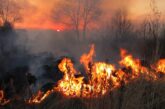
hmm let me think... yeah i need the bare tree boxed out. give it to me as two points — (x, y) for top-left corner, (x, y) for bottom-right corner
(0, 0), (22, 28)
(141, 0), (161, 62)
(53, 0), (101, 40)
(0, 0), (23, 77)
(81, 0), (101, 39)
(150, 0), (161, 61)
(111, 8), (132, 40)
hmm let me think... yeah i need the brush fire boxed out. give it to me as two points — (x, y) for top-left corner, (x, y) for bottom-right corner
(0, 44), (165, 106)
(0, 90), (10, 106)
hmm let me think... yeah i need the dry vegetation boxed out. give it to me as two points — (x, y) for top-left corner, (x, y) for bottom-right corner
(0, 0), (165, 109)
(1, 76), (165, 109)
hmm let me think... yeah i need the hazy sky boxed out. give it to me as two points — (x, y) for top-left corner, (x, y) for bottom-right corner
(15, 0), (165, 30)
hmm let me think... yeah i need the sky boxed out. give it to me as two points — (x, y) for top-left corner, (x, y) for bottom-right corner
(15, 0), (165, 30)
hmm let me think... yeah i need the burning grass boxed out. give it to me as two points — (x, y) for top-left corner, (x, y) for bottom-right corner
(0, 90), (10, 106)
(26, 44), (165, 104)
(1, 44), (165, 109)
(1, 78), (165, 109)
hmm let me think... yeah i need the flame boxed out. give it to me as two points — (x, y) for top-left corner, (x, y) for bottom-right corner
(58, 58), (77, 81)
(120, 49), (141, 73)
(57, 58), (84, 97)
(155, 59), (165, 74)
(89, 62), (115, 95)
(28, 90), (53, 104)
(56, 60), (116, 97)
(119, 49), (149, 77)
(56, 46), (115, 97)
(25, 45), (165, 104)
(0, 90), (10, 106)
(80, 44), (95, 73)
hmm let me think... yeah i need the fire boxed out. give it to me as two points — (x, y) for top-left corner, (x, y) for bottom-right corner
(56, 46), (116, 97)
(58, 58), (77, 81)
(56, 60), (116, 97)
(119, 49), (149, 77)
(57, 58), (84, 97)
(89, 62), (115, 95)
(80, 44), (95, 73)
(0, 90), (10, 106)
(120, 49), (141, 74)
(28, 90), (53, 104)
(26, 45), (165, 104)
(155, 59), (165, 74)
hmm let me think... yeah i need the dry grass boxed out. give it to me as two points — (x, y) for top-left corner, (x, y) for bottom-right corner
(1, 76), (165, 109)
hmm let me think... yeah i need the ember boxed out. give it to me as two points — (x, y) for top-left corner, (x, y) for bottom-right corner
(0, 90), (10, 106)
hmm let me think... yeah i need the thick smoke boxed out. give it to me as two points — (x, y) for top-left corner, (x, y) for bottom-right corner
(1, 0), (165, 96)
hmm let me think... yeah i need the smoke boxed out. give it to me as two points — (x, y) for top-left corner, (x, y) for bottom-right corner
(1, 0), (164, 94)
(7, 25), (150, 94)
(16, 28), (143, 66)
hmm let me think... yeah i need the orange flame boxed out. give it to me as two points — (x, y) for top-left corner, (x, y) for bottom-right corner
(28, 90), (53, 104)
(120, 49), (141, 73)
(58, 58), (77, 81)
(56, 46), (115, 97)
(119, 49), (150, 77)
(80, 44), (95, 73)
(155, 59), (165, 74)
(57, 58), (84, 97)
(0, 90), (10, 106)
(27, 45), (165, 104)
